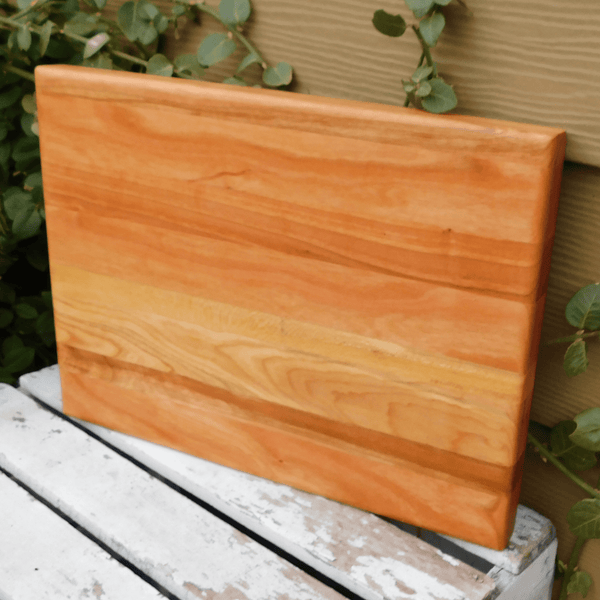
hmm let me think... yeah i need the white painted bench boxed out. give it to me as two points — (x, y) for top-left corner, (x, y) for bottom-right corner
(0, 365), (556, 600)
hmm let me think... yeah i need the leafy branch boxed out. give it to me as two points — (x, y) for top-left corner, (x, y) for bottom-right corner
(372, 0), (462, 114)
(527, 283), (600, 598)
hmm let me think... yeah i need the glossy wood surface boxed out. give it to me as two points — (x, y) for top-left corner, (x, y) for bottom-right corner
(35, 64), (566, 549)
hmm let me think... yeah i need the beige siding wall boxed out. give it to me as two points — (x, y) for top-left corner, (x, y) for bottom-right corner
(102, 0), (600, 593)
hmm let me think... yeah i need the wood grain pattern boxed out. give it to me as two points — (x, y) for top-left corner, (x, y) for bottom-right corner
(35, 64), (565, 549)
(147, 0), (600, 167)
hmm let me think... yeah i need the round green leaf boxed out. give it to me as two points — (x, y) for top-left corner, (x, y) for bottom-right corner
(11, 136), (40, 163)
(38, 21), (54, 57)
(21, 94), (36, 114)
(12, 205), (42, 240)
(415, 80), (432, 97)
(172, 4), (186, 17)
(197, 33), (237, 67)
(219, 0), (251, 26)
(41, 291), (53, 310)
(237, 51), (261, 74)
(24, 171), (42, 189)
(174, 54), (204, 77)
(17, 25), (32, 52)
(0, 87), (22, 110)
(15, 303), (38, 319)
(154, 13), (169, 34)
(4, 191), (33, 220)
(35, 310), (55, 345)
(566, 283), (600, 330)
(411, 64), (433, 82)
(419, 11), (445, 47)
(2, 335), (23, 357)
(262, 61), (293, 87)
(404, 0), (436, 18)
(403, 81), (416, 93)
(372, 9), (406, 37)
(567, 570), (593, 598)
(64, 13), (100, 36)
(117, 1), (137, 41)
(570, 407), (600, 451)
(21, 113), (37, 137)
(84, 32), (110, 59)
(137, 22), (158, 45)
(0, 308), (13, 328)
(146, 54), (173, 77)
(3, 346), (35, 373)
(551, 420), (597, 471)
(564, 339), (588, 377)
(223, 76), (247, 86)
(568, 499), (600, 539)
(420, 77), (457, 113)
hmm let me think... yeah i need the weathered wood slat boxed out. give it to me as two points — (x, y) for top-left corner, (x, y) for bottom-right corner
(36, 64), (565, 548)
(18, 366), (499, 600)
(20, 365), (560, 600)
(0, 470), (167, 600)
(0, 383), (346, 600)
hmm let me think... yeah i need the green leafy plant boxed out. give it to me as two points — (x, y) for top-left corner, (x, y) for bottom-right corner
(0, 0), (293, 384)
(372, 0), (469, 113)
(528, 283), (600, 598)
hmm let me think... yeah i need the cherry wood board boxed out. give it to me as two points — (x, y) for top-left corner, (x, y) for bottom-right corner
(35, 64), (566, 549)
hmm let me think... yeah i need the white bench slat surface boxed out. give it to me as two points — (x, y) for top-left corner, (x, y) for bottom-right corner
(18, 366), (497, 600)
(17, 366), (558, 600)
(0, 471), (165, 600)
(0, 383), (344, 600)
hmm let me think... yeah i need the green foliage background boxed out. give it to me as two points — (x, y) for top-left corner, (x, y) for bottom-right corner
(0, 0), (295, 384)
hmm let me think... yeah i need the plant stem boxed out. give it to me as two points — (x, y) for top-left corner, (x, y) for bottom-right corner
(547, 331), (600, 345)
(109, 48), (148, 67)
(528, 433), (600, 500)
(412, 25), (434, 68)
(181, 1), (267, 64)
(2, 63), (35, 81)
(558, 536), (586, 600)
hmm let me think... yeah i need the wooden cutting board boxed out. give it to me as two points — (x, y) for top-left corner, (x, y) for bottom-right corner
(35, 64), (566, 549)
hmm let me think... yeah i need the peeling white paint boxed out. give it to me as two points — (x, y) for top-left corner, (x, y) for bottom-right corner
(348, 536), (367, 548)
(437, 550), (462, 567)
(351, 556), (466, 600)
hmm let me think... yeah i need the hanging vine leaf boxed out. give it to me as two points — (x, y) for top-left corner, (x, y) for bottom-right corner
(237, 51), (261, 73)
(38, 20), (54, 57)
(420, 77), (456, 113)
(566, 283), (600, 330)
(197, 33), (236, 67)
(419, 11), (445, 47)
(372, 10), (406, 37)
(17, 25), (32, 51)
(404, 0), (436, 18)
(551, 420), (598, 471)
(564, 339), (588, 377)
(219, 0), (251, 27)
(84, 32), (110, 59)
(570, 407), (600, 452)
(262, 61), (292, 86)
(567, 571), (593, 598)
(146, 54), (173, 77)
(567, 499), (600, 539)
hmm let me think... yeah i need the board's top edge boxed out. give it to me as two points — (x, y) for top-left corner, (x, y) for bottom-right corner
(34, 64), (566, 144)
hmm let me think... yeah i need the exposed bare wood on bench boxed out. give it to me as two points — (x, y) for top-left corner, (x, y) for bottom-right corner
(0, 384), (345, 600)
(0, 469), (166, 600)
